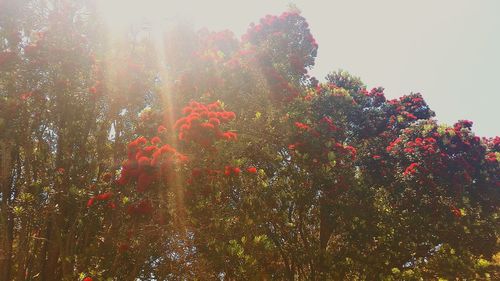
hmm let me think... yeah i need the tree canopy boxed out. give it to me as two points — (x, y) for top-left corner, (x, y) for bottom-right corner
(0, 1), (498, 280)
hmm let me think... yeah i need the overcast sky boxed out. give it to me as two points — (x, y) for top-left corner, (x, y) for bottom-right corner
(104, 0), (500, 137)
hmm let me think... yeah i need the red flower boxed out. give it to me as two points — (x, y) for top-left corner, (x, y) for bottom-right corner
(20, 92), (33, 100)
(344, 146), (357, 158)
(182, 106), (193, 114)
(486, 152), (497, 163)
(86, 197), (95, 208)
(83, 277), (93, 281)
(403, 148), (414, 154)
(138, 156), (151, 168)
(89, 86), (97, 95)
(224, 166), (232, 176)
(151, 136), (161, 144)
(233, 167), (241, 175)
(107, 202), (116, 209)
(247, 167), (257, 174)
(144, 145), (157, 154)
(222, 132), (237, 141)
(175, 153), (189, 163)
(200, 122), (215, 129)
(208, 118), (220, 126)
(451, 206), (462, 218)
(294, 122), (310, 130)
(403, 163), (420, 176)
(160, 144), (175, 153)
(97, 192), (113, 200)
(117, 169), (131, 185)
(137, 136), (147, 145)
(191, 168), (202, 178)
(137, 172), (154, 192)
(405, 113), (417, 120)
(157, 125), (167, 133)
(372, 155), (381, 160)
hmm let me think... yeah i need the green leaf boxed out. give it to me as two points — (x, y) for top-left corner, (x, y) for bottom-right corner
(328, 151), (336, 161)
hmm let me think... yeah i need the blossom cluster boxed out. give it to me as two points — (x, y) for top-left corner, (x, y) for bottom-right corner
(117, 135), (188, 193)
(174, 101), (237, 147)
(386, 120), (486, 189)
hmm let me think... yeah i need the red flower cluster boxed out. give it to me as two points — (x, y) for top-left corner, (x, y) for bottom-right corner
(174, 101), (237, 146)
(332, 142), (357, 160)
(402, 137), (438, 156)
(386, 137), (402, 153)
(454, 120), (473, 131)
(319, 116), (338, 132)
(188, 166), (257, 182)
(403, 162), (420, 176)
(360, 87), (386, 106)
(386, 120), (489, 190)
(485, 152), (498, 163)
(385, 93), (435, 130)
(242, 12), (317, 101)
(294, 122), (310, 130)
(86, 192), (113, 208)
(117, 136), (187, 192)
(293, 120), (320, 138)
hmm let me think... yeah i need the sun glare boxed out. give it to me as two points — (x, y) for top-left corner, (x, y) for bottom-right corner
(98, 0), (176, 32)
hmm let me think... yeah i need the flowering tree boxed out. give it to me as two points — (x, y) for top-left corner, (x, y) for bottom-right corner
(1, 1), (498, 280)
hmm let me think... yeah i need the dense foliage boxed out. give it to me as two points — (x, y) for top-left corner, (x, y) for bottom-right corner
(0, 1), (498, 280)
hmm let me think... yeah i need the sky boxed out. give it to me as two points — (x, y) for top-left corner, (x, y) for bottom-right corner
(102, 0), (500, 137)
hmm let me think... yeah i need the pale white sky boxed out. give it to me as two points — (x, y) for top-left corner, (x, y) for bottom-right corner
(102, 0), (500, 137)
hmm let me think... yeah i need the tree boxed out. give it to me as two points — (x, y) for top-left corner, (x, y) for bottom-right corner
(1, 1), (498, 280)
